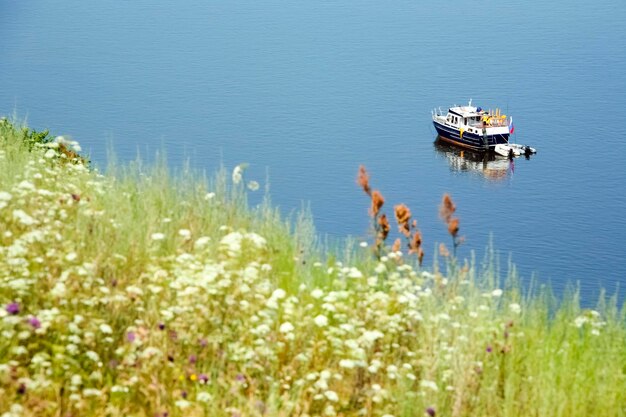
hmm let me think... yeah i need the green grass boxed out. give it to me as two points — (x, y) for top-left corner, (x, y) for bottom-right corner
(1, 117), (625, 417)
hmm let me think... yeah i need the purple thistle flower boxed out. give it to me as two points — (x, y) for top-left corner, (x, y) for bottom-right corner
(199, 373), (209, 383)
(181, 390), (188, 399)
(17, 383), (26, 395)
(189, 354), (197, 364)
(6, 302), (20, 315)
(158, 323), (165, 330)
(486, 345), (493, 353)
(127, 331), (136, 343)
(199, 338), (208, 348)
(28, 316), (41, 329)
(426, 406), (436, 417)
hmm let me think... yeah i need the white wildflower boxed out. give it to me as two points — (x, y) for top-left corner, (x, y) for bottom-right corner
(194, 236), (211, 249)
(324, 390), (339, 402)
(175, 400), (192, 409)
(359, 241), (368, 248)
(111, 385), (129, 393)
(420, 379), (439, 392)
(18, 180), (35, 191)
(314, 314), (329, 327)
(83, 388), (102, 397)
(279, 322), (294, 333)
(12, 209), (36, 226)
(232, 164), (246, 184)
(44, 149), (57, 159)
(347, 267), (363, 279)
(362, 330), (384, 344)
(509, 303), (522, 314)
(71, 375), (82, 386)
(197, 391), (213, 402)
(178, 229), (191, 240)
(204, 192), (216, 200)
(85, 351), (100, 362)
(272, 288), (287, 300)
(65, 252), (78, 262)
(339, 359), (355, 369)
(247, 180), (260, 191)
(311, 288), (324, 299)
(491, 288), (503, 297)
(151, 232), (165, 241)
(99, 324), (113, 334)
(574, 316), (588, 328)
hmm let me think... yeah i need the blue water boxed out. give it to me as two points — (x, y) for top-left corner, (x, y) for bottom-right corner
(2, 0), (626, 303)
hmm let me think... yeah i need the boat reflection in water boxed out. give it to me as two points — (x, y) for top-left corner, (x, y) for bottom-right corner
(434, 137), (513, 181)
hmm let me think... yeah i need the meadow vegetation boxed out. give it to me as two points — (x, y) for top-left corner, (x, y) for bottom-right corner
(1, 117), (625, 417)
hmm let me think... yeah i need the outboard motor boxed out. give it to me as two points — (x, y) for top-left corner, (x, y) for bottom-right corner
(524, 146), (532, 158)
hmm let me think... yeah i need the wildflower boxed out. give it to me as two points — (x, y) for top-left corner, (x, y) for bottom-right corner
(394, 204), (411, 236)
(13, 209), (36, 226)
(199, 373), (209, 383)
(357, 165), (371, 196)
(247, 180), (260, 191)
(447, 217), (460, 237)
(99, 323), (113, 334)
(127, 332), (136, 343)
(420, 380), (439, 392)
(426, 407), (436, 417)
(378, 214), (390, 241)
(151, 233), (165, 241)
(6, 302), (20, 315)
(178, 229), (191, 240)
(197, 391), (212, 402)
(314, 314), (329, 327)
(491, 289), (503, 297)
(439, 194), (456, 222)
(232, 164), (247, 184)
(324, 390), (339, 402)
(359, 241), (368, 248)
(204, 192), (216, 200)
(409, 230), (422, 254)
(279, 322), (295, 333)
(486, 346), (493, 353)
(371, 190), (385, 216)
(28, 316), (41, 329)
(439, 194), (463, 254)
(509, 303), (522, 314)
(272, 288), (287, 300)
(339, 359), (356, 369)
(311, 289), (324, 299)
(439, 243), (450, 257)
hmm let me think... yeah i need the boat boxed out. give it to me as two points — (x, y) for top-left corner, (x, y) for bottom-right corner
(432, 100), (514, 152)
(493, 143), (537, 158)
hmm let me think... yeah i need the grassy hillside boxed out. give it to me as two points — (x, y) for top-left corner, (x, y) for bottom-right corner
(1, 117), (625, 417)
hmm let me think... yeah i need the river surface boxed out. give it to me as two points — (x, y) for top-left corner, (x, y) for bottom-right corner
(2, 0), (625, 303)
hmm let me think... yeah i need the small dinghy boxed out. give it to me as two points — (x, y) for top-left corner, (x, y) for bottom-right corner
(494, 143), (537, 158)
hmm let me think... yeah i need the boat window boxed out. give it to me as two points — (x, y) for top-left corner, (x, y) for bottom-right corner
(464, 118), (467, 125)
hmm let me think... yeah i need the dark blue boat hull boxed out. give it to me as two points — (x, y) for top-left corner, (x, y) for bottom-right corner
(433, 120), (509, 151)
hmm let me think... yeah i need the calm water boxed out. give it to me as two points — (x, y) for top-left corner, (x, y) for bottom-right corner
(2, 0), (626, 302)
